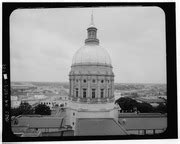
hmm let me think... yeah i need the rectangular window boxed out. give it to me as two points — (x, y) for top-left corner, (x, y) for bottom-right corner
(83, 89), (86, 98)
(76, 88), (78, 97)
(92, 89), (95, 98)
(101, 89), (104, 98)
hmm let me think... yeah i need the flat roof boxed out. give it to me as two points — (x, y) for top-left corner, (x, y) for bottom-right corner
(76, 118), (127, 136)
(119, 117), (167, 130)
(135, 97), (165, 103)
(17, 116), (65, 128)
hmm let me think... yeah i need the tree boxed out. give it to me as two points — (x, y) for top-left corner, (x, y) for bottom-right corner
(155, 102), (167, 113)
(11, 102), (33, 116)
(19, 102), (33, 114)
(34, 104), (51, 115)
(115, 97), (137, 112)
(136, 102), (154, 113)
(11, 107), (21, 116)
(115, 97), (154, 113)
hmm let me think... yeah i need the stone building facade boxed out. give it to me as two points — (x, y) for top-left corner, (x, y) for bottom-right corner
(67, 13), (119, 130)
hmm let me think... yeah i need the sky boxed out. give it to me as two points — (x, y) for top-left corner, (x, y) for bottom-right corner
(10, 7), (166, 83)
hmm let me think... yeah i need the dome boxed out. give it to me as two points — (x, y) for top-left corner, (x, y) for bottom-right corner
(72, 45), (112, 66)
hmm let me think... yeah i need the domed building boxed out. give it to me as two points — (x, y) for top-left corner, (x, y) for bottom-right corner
(67, 13), (122, 135)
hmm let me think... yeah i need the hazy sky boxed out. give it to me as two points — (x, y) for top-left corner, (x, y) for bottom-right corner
(10, 7), (166, 83)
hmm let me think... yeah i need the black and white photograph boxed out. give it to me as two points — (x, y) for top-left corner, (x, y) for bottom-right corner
(2, 2), (177, 141)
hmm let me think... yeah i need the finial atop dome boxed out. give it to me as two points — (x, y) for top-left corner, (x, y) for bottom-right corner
(90, 10), (94, 26)
(85, 11), (99, 45)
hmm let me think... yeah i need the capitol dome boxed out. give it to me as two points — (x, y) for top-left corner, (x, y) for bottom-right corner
(68, 12), (117, 132)
(72, 45), (112, 66)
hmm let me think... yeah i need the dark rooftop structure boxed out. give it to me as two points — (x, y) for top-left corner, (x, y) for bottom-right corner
(118, 113), (167, 135)
(14, 115), (65, 128)
(75, 118), (127, 136)
(12, 115), (74, 137)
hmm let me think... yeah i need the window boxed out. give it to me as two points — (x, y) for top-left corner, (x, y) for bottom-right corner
(101, 80), (104, 83)
(88, 32), (91, 38)
(76, 88), (78, 97)
(76, 79), (78, 82)
(83, 89), (87, 98)
(83, 79), (86, 83)
(90, 31), (94, 38)
(92, 79), (95, 83)
(101, 89), (104, 98)
(73, 112), (75, 116)
(107, 80), (109, 83)
(108, 88), (110, 97)
(92, 89), (96, 98)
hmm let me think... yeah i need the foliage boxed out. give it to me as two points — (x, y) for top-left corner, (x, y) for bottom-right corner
(115, 97), (138, 112)
(136, 102), (154, 113)
(11, 107), (21, 116)
(11, 102), (33, 116)
(115, 97), (167, 113)
(34, 103), (51, 115)
(155, 102), (167, 113)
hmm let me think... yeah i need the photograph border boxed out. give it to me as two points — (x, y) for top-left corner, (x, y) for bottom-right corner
(2, 2), (177, 142)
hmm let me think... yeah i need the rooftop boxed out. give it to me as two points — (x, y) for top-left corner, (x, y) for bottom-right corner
(135, 97), (165, 103)
(15, 116), (65, 128)
(75, 118), (127, 136)
(119, 117), (167, 130)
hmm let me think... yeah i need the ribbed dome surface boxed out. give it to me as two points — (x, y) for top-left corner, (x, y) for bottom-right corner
(72, 45), (112, 66)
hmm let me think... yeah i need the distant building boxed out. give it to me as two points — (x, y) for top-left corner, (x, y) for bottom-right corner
(11, 96), (21, 108)
(39, 95), (69, 109)
(134, 96), (166, 107)
(11, 83), (37, 91)
(114, 90), (123, 100)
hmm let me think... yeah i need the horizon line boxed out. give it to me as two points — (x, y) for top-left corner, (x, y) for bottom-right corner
(11, 80), (167, 85)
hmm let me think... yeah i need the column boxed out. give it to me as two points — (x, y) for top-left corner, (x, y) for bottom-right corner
(112, 77), (114, 98)
(69, 78), (71, 97)
(73, 76), (75, 97)
(97, 76), (100, 98)
(71, 77), (73, 97)
(105, 77), (108, 98)
(79, 76), (82, 98)
(87, 76), (91, 98)
(78, 78), (80, 98)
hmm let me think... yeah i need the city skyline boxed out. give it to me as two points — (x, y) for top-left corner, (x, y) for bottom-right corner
(10, 7), (166, 83)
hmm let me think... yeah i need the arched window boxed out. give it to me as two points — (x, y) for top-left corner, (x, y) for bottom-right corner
(92, 79), (96, 83)
(83, 79), (86, 83)
(101, 80), (104, 83)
